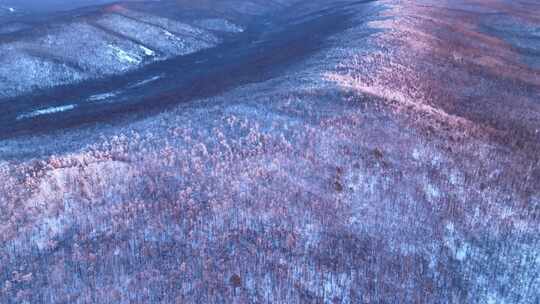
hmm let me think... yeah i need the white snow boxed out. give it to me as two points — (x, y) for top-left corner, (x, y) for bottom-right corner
(455, 243), (469, 261)
(139, 45), (156, 56)
(109, 44), (141, 65)
(87, 92), (118, 102)
(195, 18), (245, 33)
(128, 75), (162, 88)
(163, 30), (176, 39)
(1, 6), (16, 13)
(424, 183), (441, 199)
(17, 104), (76, 120)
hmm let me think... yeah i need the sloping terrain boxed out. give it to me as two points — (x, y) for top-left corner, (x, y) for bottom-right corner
(0, 2), (228, 100)
(0, 0), (539, 303)
(0, 0), (293, 101)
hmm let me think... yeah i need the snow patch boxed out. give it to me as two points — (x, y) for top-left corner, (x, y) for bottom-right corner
(455, 243), (469, 261)
(108, 44), (141, 65)
(139, 45), (155, 56)
(444, 222), (470, 261)
(17, 104), (76, 120)
(128, 75), (162, 88)
(32, 216), (69, 251)
(412, 148), (423, 160)
(195, 18), (244, 33)
(1, 6), (17, 13)
(87, 92), (118, 102)
(424, 183), (441, 200)
(486, 293), (507, 304)
(163, 30), (177, 39)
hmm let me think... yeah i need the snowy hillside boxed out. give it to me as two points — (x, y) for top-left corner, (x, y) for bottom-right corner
(0, 0), (539, 303)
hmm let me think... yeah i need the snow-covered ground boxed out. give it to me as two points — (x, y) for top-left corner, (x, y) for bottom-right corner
(0, 0), (539, 303)
(16, 104), (77, 121)
(0, 4), (225, 100)
(194, 18), (245, 33)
